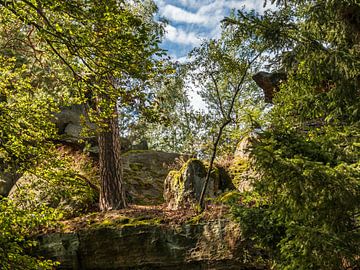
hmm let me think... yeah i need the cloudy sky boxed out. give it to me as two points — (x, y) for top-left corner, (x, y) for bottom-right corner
(154, 0), (269, 62)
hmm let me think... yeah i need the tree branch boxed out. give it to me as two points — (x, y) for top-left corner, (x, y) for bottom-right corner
(199, 51), (263, 210)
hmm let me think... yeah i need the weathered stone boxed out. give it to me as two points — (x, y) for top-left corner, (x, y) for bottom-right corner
(63, 123), (83, 141)
(54, 104), (97, 145)
(231, 135), (259, 192)
(252, 71), (287, 103)
(122, 150), (189, 205)
(164, 159), (221, 210)
(0, 169), (21, 197)
(35, 220), (264, 270)
(131, 140), (149, 151)
(54, 104), (84, 134)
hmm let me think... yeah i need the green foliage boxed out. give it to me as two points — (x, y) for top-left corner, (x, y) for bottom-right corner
(11, 146), (99, 218)
(0, 56), (58, 173)
(0, 198), (59, 269)
(225, 1), (360, 269)
(187, 30), (266, 158)
(123, 65), (203, 154)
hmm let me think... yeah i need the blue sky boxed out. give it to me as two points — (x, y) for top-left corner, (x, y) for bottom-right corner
(154, 0), (269, 62)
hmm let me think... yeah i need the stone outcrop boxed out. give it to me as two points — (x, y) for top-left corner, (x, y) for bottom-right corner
(54, 104), (148, 153)
(252, 71), (287, 103)
(123, 150), (190, 205)
(230, 135), (259, 192)
(35, 219), (264, 270)
(54, 104), (96, 144)
(0, 169), (21, 197)
(164, 159), (233, 210)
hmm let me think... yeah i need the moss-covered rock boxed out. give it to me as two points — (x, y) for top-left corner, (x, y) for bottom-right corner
(35, 219), (265, 270)
(9, 146), (99, 218)
(230, 135), (259, 192)
(122, 150), (189, 205)
(164, 159), (229, 210)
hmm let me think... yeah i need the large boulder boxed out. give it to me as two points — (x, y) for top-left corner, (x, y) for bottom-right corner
(122, 150), (189, 205)
(164, 159), (232, 210)
(54, 104), (96, 145)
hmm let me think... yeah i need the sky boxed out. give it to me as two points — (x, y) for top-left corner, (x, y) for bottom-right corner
(154, 0), (269, 62)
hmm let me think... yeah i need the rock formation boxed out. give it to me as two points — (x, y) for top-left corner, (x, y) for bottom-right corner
(230, 135), (259, 192)
(252, 71), (287, 102)
(122, 150), (189, 205)
(35, 219), (264, 270)
(164, 159), (233, 210)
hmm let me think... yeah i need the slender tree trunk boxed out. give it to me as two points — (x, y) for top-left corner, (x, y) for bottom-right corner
(98, 108), (127, 211)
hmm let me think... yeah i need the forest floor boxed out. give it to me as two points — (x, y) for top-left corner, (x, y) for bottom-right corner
(48, 203), (231, 233)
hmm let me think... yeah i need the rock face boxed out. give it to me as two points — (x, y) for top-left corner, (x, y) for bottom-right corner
(0, 169), (21, 197)
(54, 104), (96, 144)
(252, 71), (287, 103)
(230, 135), (261, 192)
(54, 105), (148, 154)
(164, 159), (231, 210)
(122, 150), (189, 205)
(35, 220), (264, 270)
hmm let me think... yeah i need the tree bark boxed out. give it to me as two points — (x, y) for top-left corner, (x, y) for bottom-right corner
(98, 109), (127, 211)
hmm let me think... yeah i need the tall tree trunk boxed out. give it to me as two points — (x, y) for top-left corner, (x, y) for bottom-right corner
(98, 109), (127, 211)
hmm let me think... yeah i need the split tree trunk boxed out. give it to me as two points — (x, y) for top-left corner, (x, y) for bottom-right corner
(98, 110), (127, 211)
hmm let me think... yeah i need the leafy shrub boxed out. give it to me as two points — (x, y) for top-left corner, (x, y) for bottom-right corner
(0, 198), (59, 269)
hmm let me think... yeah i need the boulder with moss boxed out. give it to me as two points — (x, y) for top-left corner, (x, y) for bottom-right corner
(9, 146), (99, 218)
(122, 150), (189, 205)
(34, 215), (265, 270)
(164, 159), (233, 210)
(230, 135), (259, 192)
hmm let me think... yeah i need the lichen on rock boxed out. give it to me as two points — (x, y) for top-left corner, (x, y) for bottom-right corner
(164, 159), (229, 210)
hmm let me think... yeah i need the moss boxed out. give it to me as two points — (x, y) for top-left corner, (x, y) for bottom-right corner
(186, 212), (204, 224)
(229, 157), (250, 187)
(168, 170), (182, 186)
(90, 215), (163, 230)
(217, 191), (242, 204)
(129, 163), (143, 171)
(121, 217), (163, 227)
(97, 218), (115, 228)
(122, 150), (152, 156)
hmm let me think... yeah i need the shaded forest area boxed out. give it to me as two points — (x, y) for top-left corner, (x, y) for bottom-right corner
(0, 0), (359, 269)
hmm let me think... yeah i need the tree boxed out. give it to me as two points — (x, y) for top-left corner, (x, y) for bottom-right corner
(0, 0), (166, 210)
(135, 64), (205, 154)
(225, 1), (360, 268)
(0, 7), (77, 197)
(187, 33), (264, 208)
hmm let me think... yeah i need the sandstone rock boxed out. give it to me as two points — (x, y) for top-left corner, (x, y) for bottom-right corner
(35, 220), (264, 270)
(122, 150), (189, 205)
(54, 104), (84, 134)
(230, 135), (259, 192)
(164, 159), (223, 210)
(0, 169), (21, 197)
(131, 140), (148, 151)
(54, 104), (96, 145)
(252, 71), (287, 102)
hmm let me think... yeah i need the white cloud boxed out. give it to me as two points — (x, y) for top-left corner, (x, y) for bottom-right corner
(156, 0), (273, 26)
(164, 25), (202, 46)
(162, 4), (210, 24)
